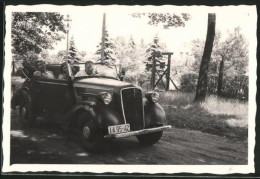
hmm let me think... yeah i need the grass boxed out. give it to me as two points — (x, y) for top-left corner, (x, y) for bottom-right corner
(201, 96), (248, 128)
(160, 91), (248, 141)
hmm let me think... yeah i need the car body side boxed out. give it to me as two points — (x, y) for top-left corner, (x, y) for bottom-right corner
(11, 75), (167, 135)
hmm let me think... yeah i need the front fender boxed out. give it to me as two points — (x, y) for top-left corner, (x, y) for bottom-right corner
(95, 105), (124, 129)
(64, 104), (124, 132)
(144, 98), (167, 128)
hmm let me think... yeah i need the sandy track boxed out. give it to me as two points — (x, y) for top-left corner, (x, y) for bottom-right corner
(10, 109), (247, 165)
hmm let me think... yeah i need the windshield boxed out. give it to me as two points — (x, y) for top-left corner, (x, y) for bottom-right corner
(73, 63), (118, 79)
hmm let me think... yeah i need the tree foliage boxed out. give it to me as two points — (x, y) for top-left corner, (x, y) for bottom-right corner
(183, 26), (248, 99)
(12, 12), (66, 56)
(131, 13), (191, 29)
(214, 27), (248, 75)
(114, 35), (168, 89)
(96, 30), (117, 65)
(145, 35), (167, 70)
(190, 27), (248, 77)
(68, 36), (82, 63)
(190, 33), (221, 75)
(114, 36), (147, 86)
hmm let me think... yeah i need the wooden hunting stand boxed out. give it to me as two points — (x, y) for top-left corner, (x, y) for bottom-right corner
(149, 51), (178, 91)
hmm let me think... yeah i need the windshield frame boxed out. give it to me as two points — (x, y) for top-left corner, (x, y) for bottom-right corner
(72, 62), (120, 80)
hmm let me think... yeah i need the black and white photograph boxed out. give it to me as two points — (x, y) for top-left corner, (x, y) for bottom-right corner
(2, 4), (257, 174)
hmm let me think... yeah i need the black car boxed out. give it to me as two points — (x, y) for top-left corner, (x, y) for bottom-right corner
(11, 62), (172, 152)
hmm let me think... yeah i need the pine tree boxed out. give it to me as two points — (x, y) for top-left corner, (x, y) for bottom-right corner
(68, 36), (81, 63)
(96, 30), (117, 65)
(144, 35), (168, 89)
(145, 35), (165, 70)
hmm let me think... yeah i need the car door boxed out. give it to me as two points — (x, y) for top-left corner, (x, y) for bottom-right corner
(38, 78), (75, 112)
(30, 77), (75, 119)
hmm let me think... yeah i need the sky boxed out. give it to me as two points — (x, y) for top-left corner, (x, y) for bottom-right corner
(48, 5), (255, 57)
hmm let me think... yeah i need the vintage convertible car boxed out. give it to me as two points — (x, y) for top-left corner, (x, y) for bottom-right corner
(11, 62), (172, 152)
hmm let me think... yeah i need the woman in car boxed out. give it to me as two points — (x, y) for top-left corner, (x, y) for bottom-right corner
(58, 62), (69, 80)
(34, 60), (55, 79)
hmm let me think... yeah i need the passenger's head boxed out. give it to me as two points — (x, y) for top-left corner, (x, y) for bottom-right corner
(60, 62), (68, 74)
(35, 60), (46, 72)
(84, 61), (94, 75)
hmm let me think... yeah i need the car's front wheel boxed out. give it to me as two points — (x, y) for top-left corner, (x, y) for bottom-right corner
(77, 112), (104, 152)
(136, 130), (163, 146)
(19, 99), (35, 128)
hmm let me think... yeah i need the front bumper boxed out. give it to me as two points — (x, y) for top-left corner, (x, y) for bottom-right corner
(104, 125), (172, 139)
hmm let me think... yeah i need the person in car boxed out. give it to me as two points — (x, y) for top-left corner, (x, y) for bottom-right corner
(75, 61), (95, 77)
(58, 62), (69, 80)
(33, 60), (55, 79)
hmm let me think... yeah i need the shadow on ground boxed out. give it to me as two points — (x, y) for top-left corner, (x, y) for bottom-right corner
(11, 109), (162, 164)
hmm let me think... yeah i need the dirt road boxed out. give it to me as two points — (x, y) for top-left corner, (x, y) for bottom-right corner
(10, 109), (247, 165)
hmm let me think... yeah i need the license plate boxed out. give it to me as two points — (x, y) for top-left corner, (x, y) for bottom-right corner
(108, 124), (130, 134)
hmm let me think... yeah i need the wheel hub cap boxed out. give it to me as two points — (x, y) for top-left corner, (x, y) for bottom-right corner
(21, 107), (27, 120)
(83, 125), (91, 139)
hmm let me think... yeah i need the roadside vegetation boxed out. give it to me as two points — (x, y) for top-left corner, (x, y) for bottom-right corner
(159, 91), (248, 141)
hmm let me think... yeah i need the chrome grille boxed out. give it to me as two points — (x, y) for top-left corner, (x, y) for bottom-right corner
(121, 88), (144, 131)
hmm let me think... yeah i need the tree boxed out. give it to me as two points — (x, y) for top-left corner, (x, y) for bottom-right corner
(12, 12), (66, 56)
(194, 13), (216, 102)
(40, 50), (50, 59)
(131, 13), (190, 89)
(145, 35), (168, 89)
(214, 27), (248, 96)
(190, 31), (221, 75)
(57, 50), (67, 59)
(146, 35), (166, 69)
(96, 30), (117, 65)
(68, 36), (81, 63)
(131, 13), (191, 29)
(114, 36), (147, 86)
(188, 28), (248, 98)
(79, 51), (87, 58)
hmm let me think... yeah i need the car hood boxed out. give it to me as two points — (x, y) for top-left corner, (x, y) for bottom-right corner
(73, 77), (134, 91)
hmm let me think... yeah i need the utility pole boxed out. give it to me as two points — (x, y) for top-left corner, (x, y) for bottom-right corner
(101, 13), (106, 63)
(64, 14), (72, 63)
(64, 14), (72, 76)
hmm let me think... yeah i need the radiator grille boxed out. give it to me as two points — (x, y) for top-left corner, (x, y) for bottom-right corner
(121, 88), (144, 131)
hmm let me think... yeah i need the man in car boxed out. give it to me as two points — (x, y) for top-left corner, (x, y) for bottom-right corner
(33, 60), (55, 79)
(75, 61), (95, 77)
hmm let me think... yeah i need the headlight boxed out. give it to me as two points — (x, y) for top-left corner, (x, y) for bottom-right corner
(145, 91), (160, 103)
(101, 92), (112, 105)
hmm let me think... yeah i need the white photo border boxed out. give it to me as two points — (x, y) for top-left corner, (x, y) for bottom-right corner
(2, 4), (257, 174)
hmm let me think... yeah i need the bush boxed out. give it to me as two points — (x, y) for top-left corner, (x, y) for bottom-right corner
(180, 73), (248, 100)
(179, 73), (198, 92)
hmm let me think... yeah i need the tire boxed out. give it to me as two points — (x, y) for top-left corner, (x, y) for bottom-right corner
(19, 99), (35, 128)
(77, 112), (104, 152)
(136, 131), (163, 146)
